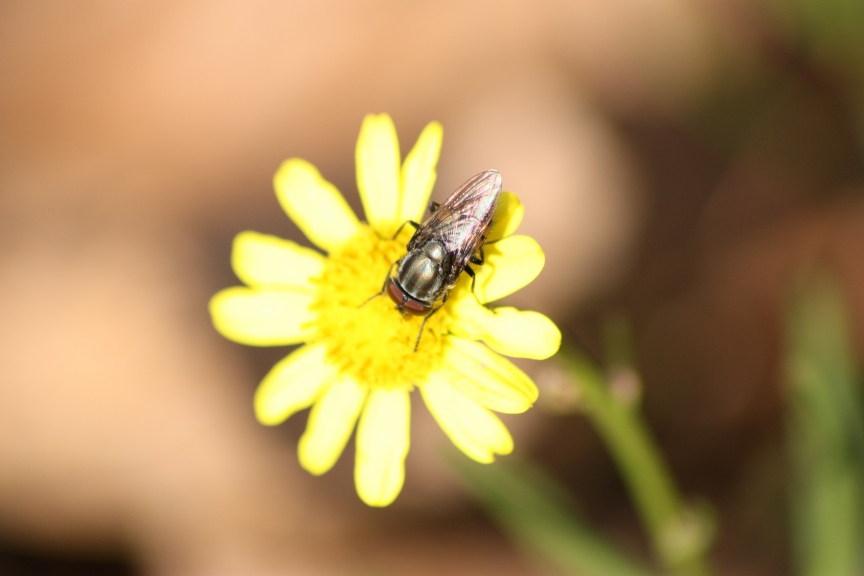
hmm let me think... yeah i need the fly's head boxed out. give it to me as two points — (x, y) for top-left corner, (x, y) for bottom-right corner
(386, 278), (431, 316)
(388, 240), (449, 316)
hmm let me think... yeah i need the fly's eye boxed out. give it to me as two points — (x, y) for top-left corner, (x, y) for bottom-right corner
(387, 278), (406, 305)
(387, 279), (431, 316)
(402, 298), (431, 316)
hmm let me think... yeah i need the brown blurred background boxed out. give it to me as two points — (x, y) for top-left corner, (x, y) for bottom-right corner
(1, 1), (863, 575)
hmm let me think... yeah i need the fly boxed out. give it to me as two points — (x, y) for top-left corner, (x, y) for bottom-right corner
(370, 169), (503, 351)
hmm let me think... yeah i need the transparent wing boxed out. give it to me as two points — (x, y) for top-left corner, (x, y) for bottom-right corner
(409, 170), (502, 286)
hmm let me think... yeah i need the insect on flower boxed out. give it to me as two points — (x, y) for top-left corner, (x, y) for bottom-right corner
(210, 114), (561, 508)
(375, 169), (503, 350)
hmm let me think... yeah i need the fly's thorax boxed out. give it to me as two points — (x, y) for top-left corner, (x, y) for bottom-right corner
(395, 240), (450, 304)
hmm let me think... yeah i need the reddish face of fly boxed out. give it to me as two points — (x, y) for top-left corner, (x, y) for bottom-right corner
(387, 279), (431, 316)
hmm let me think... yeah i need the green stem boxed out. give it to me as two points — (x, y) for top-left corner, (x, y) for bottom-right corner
(786, 271), (864, 576)
(562, 346), (714, 576)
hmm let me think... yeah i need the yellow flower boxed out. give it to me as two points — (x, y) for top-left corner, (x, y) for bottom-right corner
(209, 114), (561, 506)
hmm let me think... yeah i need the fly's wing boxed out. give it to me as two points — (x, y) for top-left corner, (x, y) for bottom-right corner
(410, 170), (502, 286)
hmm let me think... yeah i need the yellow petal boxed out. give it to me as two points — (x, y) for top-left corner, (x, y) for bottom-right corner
(487, 192), (524, 242)
(442, 337), (539, 413)
(421, 372), (514, 463)
(356, 113), (401, 236)
(298, 377), (367, 475)
(354, 388), (410, 507)
(209, 287), (315, 346)
(481, 308), (560, 359)
(399, 121), (443, 224)
(254, 344), (335, 425)
(274, 158), (360, 253)
(447, 295), (487, 341)
(472, 235), (545, 303)
(452, 304), (560, 360)
(232, 231), (324, 290)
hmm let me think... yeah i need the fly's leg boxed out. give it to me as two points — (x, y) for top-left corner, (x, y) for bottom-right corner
(471, 243), (485, 266)
(414, 294), (447, 352)
(465, 244), (486, 304)
(392, 220), (420, 240)
(463, 265), (485, 306)
(428, 200), (441, 214)
(363, 217), (418, 307)
(365, 219), (421, 307)
(360, 261), (398, 307)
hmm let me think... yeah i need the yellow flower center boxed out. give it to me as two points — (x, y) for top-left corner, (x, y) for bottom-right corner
(309, 224), (450, 390)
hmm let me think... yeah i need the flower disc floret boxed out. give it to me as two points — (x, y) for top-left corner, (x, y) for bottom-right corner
(310, 224), (448, 390)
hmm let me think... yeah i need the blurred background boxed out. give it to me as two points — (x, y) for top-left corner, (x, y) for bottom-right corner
(1, 1), (863, 575)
